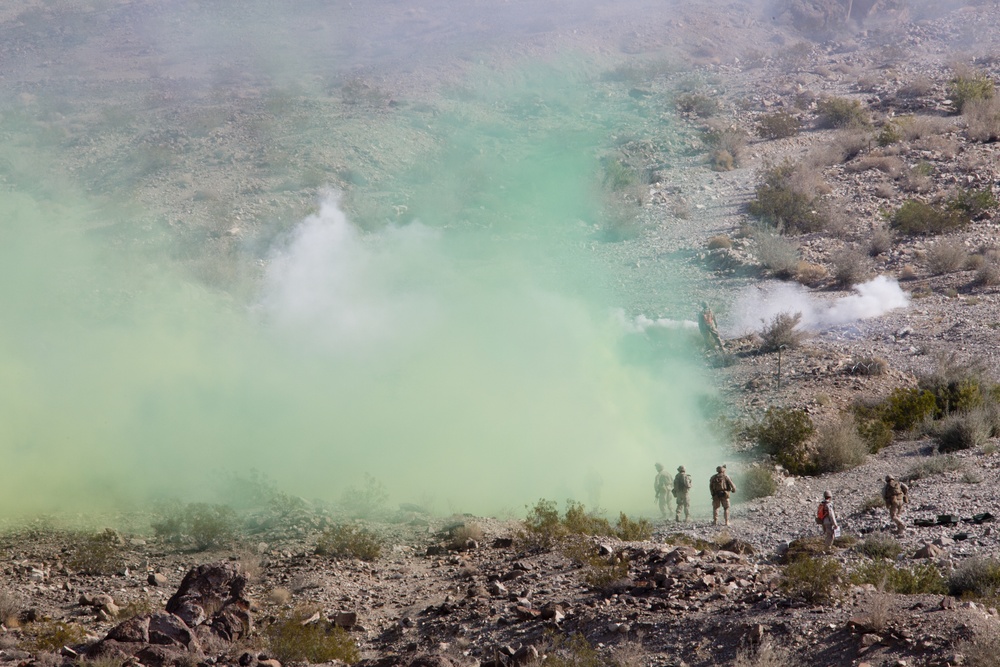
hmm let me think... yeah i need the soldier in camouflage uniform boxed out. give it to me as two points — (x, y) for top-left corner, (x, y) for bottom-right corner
(673, 465), (692, 523)
(654, 463), (673, 519)
(698, 301), (725, 352)
(882, 474), (909, 534)
(709, 465), (737, 526)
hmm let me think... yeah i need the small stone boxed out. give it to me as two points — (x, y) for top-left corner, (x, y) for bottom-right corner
(148, 573), (168, 587)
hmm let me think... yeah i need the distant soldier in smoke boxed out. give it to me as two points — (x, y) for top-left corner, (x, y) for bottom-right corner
(673, 465), (692, 522)
(817, 490), (839, 550)
(654, 463), (673, 519)
(698, 301), (725, 352)
(882, 474), (909, 534)
(709, 465), (737, 526)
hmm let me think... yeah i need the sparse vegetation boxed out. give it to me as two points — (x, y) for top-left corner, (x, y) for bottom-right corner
(934, 409), (991, 453)
(752, 228), (800, 278)
(757, 111), (801, 139)
(816, 96), (871, 129)
(964, 96), (1000, 142)
(948, 68), (995, 113)
(759, 312), (806, 352)
(706, 234), (732, 249)
(748, 406), (815, 475)
(901, 454), (964, 482)
(926, 238), (968, 275)
(890, 199), (968, 236)
(315, 524), (383, 561)
(748, 162), (826, 233)
(675, 92), (719, 117)
(831, 246), (871, 287)
(69, 529), (126, 575)
(851, 560), (947, 595)
(0, 586), (21, 627)
(781, 555), (843, 603)
(339, 474), (389, 519)
(520, 500), (650, 549)
(739, 466), (778, 500)
(265, 607), (361, 664)
(22, 620), (88, 651)
(733, 640), (797, 667)
(855, 533), (902, 560)
(813, 416), (868, 473)
(949, 557), (1000, 599)
(152, 502), (239, 550)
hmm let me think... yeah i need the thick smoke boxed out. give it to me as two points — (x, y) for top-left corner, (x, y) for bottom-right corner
(725, 276), (910, 336)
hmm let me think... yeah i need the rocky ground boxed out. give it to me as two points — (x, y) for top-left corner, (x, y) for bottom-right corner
(3, 0), (1000, 666)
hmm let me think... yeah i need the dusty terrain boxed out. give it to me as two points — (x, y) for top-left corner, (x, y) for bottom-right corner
(3, 1), (1000, 667)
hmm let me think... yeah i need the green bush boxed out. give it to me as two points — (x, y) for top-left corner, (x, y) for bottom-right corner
(316, 524), (383, 561)
(757, 111), (801, 139)
(949, 71), (995, 113)
(935, 410), (991, 453)
(816, 97), (871, 129)
(877, 387), (938, 431)
(68, 529), (126, 575)
(265, 608), (360, 664)
(603, 158), (637, 191)
(890, 199), (968, 236)
(739, 466), (778, 500)
(614, 513), (653, 541)
(876, 121), (904, 146)
(748, 163), (826, 233)
(781, 555), (843, 603)
(521, 500), (649, 549)
(851, 560), (947, 594)
(949, 557), (1000, 599)
(24, 620), (88, 651)
(948, 187), (998, 221)
(919, 355), (987, 417)
(749, 406), (815, 475)
(855, 534), (902, 560)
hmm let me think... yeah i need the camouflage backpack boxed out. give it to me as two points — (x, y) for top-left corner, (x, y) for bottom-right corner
(674, 473), (692, 494)
(710, 473), (726, 497)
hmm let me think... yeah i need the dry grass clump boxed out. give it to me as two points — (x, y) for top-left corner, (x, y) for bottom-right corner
(703, 122), (748, 169)
(848, 356), (888, 376)
(855, 534), (902, 560)
(315, 524), (383, 561)
(794, 261), (827, 286)
(816, 96), (871, 129)
(897, 76), (934, 99)
(747, 162), (827, 234)
(752, 228), (800, 278)
(925, 238), (969, 275)
(781, 555), (843, 603)
(964, 96), (1000, 142)
(901, 455), (964, 482)
(813, 416), (869, 473)
(869, 226), (894, 256)
(0, 586), (22, 627)
(847, 155), (904, 176)
(807, 129), (870, 166)
(958, 626), (1000, 667)
(948, 557), (1000, 599)
(675, 92), (719, 117)
(733, 640), (798, 667)
(973, 251), (1000, 286)
(448, 521), (484, 549)
(757, 111), (802, 139)
(760, 312), (806, 352)
(706, 234), (732, 249)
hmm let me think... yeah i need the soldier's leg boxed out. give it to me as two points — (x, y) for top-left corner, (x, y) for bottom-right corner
(723, 498), (730, 526)
(684, 498), (689, 521)
(712, 498), (720, 525)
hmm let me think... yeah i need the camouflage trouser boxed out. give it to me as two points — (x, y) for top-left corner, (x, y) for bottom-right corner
(823, 522), (836, 549)
(712, 495), (731, 525)
(657, 493), (673, 517)
(888, 500), (905, 532)
(675, 493), (690, 522)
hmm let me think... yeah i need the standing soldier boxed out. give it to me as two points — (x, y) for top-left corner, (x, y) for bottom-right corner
(653, 463), (673, 519)
(698, 301), (725, 352)
(882, 475), (909, 534)
(709, 465), (737, 526)
(817, 490), (839, 550)
(673, 465), (692, 523)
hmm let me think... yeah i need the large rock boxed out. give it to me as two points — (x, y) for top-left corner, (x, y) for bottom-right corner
(166, 562), (249, 630)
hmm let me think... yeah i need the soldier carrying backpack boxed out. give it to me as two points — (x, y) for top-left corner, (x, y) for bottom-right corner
(673, 465), (692, 523)
(709, 465), (737, 526)
(882, 475), (909, 534)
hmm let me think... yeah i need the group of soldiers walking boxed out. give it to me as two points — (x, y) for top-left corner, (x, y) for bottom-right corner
(654, 463), (737, 526)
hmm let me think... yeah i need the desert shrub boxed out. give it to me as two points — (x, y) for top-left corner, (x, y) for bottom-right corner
(851, 560), (947, 595)
(974, 254), (1000, 286)
(521, 499), (566, 548)
(757, 111), (801, 139)
(918, 353), (987, 417)
(448, 522), (484, 549)
(869, 227), (894, 256)
(781, 555), (843, 603)
(949, 187), (998, 221)
(614, 513), (653, 541)
(848, 357), (888, 377)
(747, 162), (826, 233)
(964, 95), (1000, 142)
(948, 70), (995, 113)
(603, 158), (637, 191)
(754, 230), (799, 277)
(935, 409), (990, 453)
(339, 473), (389, 518)
(265, 607), (360, 664)
(315, 524), (383, 561)
(23, 620), (88, 651)
(958, 631), (1000, 667)
(703, 123), (748, 165)
(733, 640), (797, 667)
(878, 387), (937, 431)
(855, 533), (902, 560)
(760, 312), (806, 352)
(739, 466), (778, 500)
(813, 416), (868, 473)
(563, 501), (614, 536)
(812, 130), (869, 165)
(902, 454), (964, 482)
(876, 120), (904, 146)
(710, 150), (734, 171)
(541, 631), (607, 667)
(0, 586), (21, 626)
(897, 77), (934, 99)
(817, 97), (871, 129)
(749, 406), (815, 474)
(69, 529), (126, 575)
(890, 199), (968, 236)
(926, 239), (968, 275)
(706, 234), (732, 249)
(184, 503), (238, 550)
(949, 557), (1000, 599)
(675, 92), (719, 117)
(831, 246), (872, 287)
(753, 228), (800, 278)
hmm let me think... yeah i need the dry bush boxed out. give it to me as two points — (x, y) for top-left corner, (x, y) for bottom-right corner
(739, 466), (778, 500)
(847, 155), (904, 177)
(448, 522), (484, 549)
(69, 529), (126, 575)
(760, 312), (806, 352)
(817, 96), (871, 129)
(899, 114), (951, 140)
(265, 607), (360, 664)
(748, 162), (827, 233)
(958, 625), (1000, 667)
(315, 524), (383, 561)
(703, 122), (748, 164)
(795, 261), (827, 285)
(948, 66), (995, 112)
(875, 182), (896, 199)
(897, 76), (934, 99)
(900, 167), (934, 194)
(855, 534), (902, 560)
(0, 586), (21, 626)
(813, 416), (869, 473)
(964, 95), (1000, 142)
(862, 592), (894, 633)
(675, 92), (719, 117)
(948, 557), (1000, 598)
(757, 111), (802, 139)
(847, 356), (888, 376)
(267, 588), (292, 605)
(935, 409), (991, 453)
(869, 227), (894, 256)
(733, 640), (798, 667)
(753, 228), (800, 278)
(707, 235), (732, 249)
(926, 239), (968, 275)
(974, 253), (1000, 286)
(831, 246), (872, 287)
(711, 150), (735, 171)
(899, 264), (918, 280)
(781, 555), (844, 603)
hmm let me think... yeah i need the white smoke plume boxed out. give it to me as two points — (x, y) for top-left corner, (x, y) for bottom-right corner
(725, 275), (910, 336)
